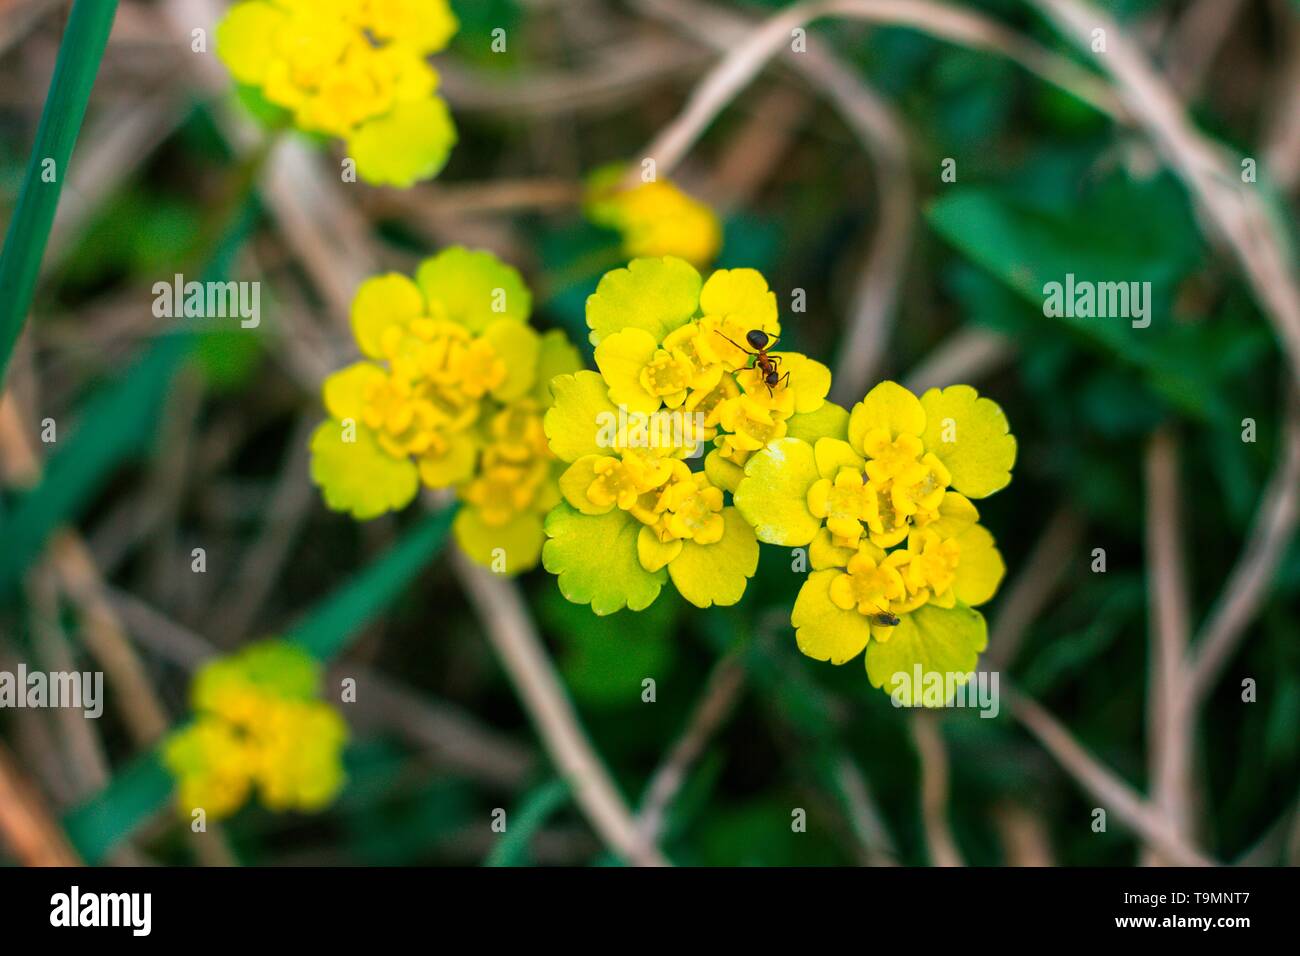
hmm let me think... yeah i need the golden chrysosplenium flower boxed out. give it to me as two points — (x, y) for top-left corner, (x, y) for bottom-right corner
(216, 0), (459, 186)
(542, 256), (832, 613)
(162, 641), (347, 818)
(734, 381), (1017, 703)
(585, 164), (722, 269)
(310, 247), (581, 574)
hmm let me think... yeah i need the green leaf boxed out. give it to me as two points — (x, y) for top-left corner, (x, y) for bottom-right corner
(484, 779), (570, 866)
(0, 0), (119, 387)
(542, 589), (678, 707)
(925, 179), (1244, 423)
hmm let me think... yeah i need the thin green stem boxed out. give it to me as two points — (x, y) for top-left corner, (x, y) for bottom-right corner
(0, 0), (119, 389)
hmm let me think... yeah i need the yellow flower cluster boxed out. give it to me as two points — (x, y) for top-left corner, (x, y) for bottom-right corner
(735, 381), (1017, 701)
(162, 641), (347, 819)
(310, 247), (581, 574)
(585, 165), (722, 269)
(543, 257), (834, 613)
(586, 258), (834, 495)
(216, 0), (459, 186)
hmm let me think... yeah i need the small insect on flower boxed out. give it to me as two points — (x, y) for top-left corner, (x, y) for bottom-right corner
(714, 329), (790, 396)
(862, 602), (901, 628)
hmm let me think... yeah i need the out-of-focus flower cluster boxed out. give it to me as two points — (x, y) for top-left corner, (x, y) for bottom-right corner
(585, 165), (722, 269)
(310, 247), (581, 574)
(162, 641), (347, 818)
(216, 0), (459, 186)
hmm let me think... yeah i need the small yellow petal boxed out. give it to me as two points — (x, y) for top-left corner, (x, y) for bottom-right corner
(848, 380), (926, 454)
(351, 274), (426, 359)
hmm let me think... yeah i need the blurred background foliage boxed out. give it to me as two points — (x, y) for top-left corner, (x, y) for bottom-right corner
(0, 0), (1296, 866)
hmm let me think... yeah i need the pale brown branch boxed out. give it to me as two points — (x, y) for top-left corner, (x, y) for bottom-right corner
(637, 0), (1122, 181)
(636, 651), (746, 842)
(903, 328), (1015, 397)
(1142, 427), (1193, 862)
(1028, 0), (1300, 387)
(910, 712), (964, 867)
(992, 801), (1055, 867)
(1007, 687), (1215, 866)
(634, 0), (917, 403)
(1185, 389), (1300, 708)
(833, 754), (899, 866)
(450, 551), (669, 867)
(0, 740), (81, 867)
(985, 507), (1084, 670)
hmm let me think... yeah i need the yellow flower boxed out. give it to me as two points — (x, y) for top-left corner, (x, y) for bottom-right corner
(585, 164), (722, 268)
(216, 0), (458, 186)
(544, 371), (758, 613)
(734, 380), (1016, 703)
(162, 640), (347, 819)
(586, 257), (834, 495)
(310, 247), (539, 520)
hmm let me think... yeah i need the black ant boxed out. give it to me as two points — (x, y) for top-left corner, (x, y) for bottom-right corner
(714, 329), (790, 396)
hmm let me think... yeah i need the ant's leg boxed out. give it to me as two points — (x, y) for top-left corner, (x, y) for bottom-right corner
(713, 330), (757, 357)
(777, 371), (791, 390)
(767, 354), (782, 368)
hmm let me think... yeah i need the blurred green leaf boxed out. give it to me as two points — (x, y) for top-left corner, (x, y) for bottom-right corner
(484, 778), (569, 866)
(0, 0), (119, 387)
(62, 752), (172, 866)
(288, 507), (456, 660)
(925, 177), (1262, 423)
(541, 588), (677, 707)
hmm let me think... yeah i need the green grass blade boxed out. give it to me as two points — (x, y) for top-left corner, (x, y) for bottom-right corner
(287, 505), (457, 660)
(62, 752), (172, 865)
(484, 779), (570, 867)
(0, 0), (119, 387)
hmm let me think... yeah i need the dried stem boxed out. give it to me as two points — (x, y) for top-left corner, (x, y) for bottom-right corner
(1007, 687), (1214, 866)
(910, 712), (964, 866)
(1028, 0), (1300, 387)
(636, 651), (746, 842)
(985, 507), (1084, 670)
(1184, 389), (1300, 708)
(449, 551), (668, 867)
(0, 740), (81, 866)
(1142, 428), (1193, 862)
